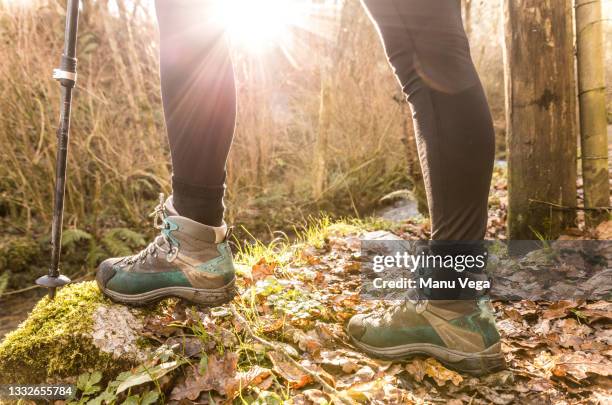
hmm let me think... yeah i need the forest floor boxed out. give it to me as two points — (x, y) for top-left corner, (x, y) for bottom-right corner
(1, 164), (611, 404)
(37, 215), (609, 405)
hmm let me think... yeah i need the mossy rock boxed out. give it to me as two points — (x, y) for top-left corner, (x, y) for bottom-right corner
(0, 282), (159, 384)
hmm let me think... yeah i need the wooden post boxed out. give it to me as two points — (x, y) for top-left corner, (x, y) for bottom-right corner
(576, 0), (610, 227)
(502, 0), (578, 239)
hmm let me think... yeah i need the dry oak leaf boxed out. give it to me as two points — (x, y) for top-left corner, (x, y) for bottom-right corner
(299, 246), (322, 265)
(580, 300), (612, 323)
(318, 350), (361, 374)
(252, 258), (277, 282)
(542, 301), (579, 320)
(405, 358), (463, 387)
(170, 353), (238, 401)
(287, 327), (323, 356)
(267, 350), (313, 389)
(169, 352), (270, 401)
(226, 366), (273, 397)
(261, 316), (285, 334)
(303, 389), (332, 405)
(336, 366), (376, 389)
(342, 376), (410, 404)
(552, 352), (612, 380)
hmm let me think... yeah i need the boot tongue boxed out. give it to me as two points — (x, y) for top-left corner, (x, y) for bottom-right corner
(164, 196), (180, 216)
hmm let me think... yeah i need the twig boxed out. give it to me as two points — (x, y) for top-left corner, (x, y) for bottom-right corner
(229, 304), (354, 405)
(528, 199), (611, 212)
(0, 284), (40, 298)
(0, 271), (90, 299)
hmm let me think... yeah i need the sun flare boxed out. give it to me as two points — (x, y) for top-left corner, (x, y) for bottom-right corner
(213, 0), (310, 53)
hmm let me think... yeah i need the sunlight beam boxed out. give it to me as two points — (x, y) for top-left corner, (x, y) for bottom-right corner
(212, 0), (310, 53)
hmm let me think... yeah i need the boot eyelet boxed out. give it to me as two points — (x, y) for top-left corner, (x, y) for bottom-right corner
(415, 300), (428, 314)
(166, 247), (178, 262)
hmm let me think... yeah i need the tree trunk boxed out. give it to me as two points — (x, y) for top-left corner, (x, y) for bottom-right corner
(502, 0), (577, 239)
(575, 0), (610, 227)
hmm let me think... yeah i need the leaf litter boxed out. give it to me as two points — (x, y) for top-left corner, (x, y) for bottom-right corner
(73, 219), (610, 403)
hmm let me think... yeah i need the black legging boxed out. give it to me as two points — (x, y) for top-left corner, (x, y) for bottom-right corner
(156, 0), (235, 227)
(155, 0), (495, 240)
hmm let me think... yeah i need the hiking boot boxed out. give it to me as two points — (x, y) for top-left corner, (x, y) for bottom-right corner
(96, 194), (236, 306)
(347, 299), (506, 375)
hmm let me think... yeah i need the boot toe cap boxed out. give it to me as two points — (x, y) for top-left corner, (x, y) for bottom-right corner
(96, 258), (118, 289)
(346, 314), (367, 341)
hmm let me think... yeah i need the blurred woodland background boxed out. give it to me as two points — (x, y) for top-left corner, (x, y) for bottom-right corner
(0, 0), (610, 294)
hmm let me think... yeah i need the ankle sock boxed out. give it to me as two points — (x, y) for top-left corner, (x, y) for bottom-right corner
(171, 176), (226, 227)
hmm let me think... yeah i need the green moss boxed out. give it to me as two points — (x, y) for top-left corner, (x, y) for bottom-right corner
(0, 282), (131, 384)
(0, 236), (43, 290)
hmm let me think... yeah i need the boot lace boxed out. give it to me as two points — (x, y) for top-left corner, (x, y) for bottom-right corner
(124, 194), (178, 265)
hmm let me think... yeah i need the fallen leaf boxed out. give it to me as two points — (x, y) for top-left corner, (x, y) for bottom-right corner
(226, 366), (273, 397)
(552, 352), (612, 380)
(287, 328), (323, 356)
(342, 376), (408, 403)
(169, 353), (238, 401)
(300, 246), (322, 265)
(337, 366), (375, 389)
(405, 358), (463, 387)
(252, 258), (277, 282)
(343, 261), (361, 274)
(542, 301), (578, 320)
(164, 336), (203, 358)
(302, 389), (331, 404)
(318, 350), (360, 374)
(117, 361), (183, 394)
(579, 301), (612, 323)
(268, 350), (313, 389)
(261, 316), (285, 334)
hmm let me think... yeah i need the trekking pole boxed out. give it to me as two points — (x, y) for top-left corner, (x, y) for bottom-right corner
(36, 0), (80, 299)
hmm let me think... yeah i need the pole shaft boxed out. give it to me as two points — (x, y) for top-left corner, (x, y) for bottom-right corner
(50, 87), (73, 277)
(48, 0), (80, 298)
(64, 0), (79, 59)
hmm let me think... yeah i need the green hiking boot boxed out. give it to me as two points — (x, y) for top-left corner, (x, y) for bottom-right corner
(347, 299), (506, 375)
(96, 195), (236, 306)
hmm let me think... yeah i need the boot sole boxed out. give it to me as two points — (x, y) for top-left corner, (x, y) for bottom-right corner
(97, 277), (237, 307)
(350, 337), (506, 376)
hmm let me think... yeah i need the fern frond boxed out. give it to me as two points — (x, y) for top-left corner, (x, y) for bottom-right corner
(61, 229), (93, 248)
(102, 228), (146, 257)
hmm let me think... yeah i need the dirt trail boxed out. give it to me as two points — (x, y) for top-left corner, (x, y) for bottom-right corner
(0, 290), (46, 339)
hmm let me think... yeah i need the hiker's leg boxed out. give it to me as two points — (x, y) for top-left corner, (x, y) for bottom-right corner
(155, 0), (236, 227)
(362, 0), (495, 241)
(347, 1), (504, 374)
(95, 1), (238, 306)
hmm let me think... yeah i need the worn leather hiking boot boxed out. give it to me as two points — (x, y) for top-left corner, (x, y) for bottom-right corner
(96, 195), (236, 306)
(347, 299), (506, 375)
